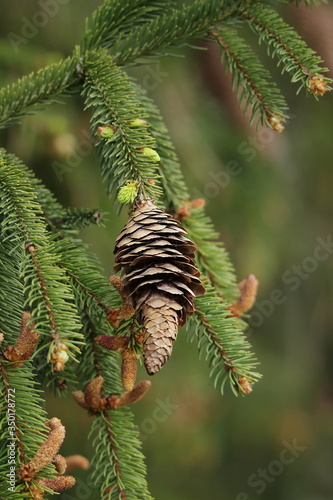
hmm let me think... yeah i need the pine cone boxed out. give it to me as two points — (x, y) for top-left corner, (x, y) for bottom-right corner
(114, 200), (205, 375)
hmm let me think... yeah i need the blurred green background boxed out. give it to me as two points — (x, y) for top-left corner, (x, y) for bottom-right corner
(1, 2), (333, 499)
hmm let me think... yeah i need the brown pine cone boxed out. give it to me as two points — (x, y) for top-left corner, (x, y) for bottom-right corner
(114, 200), (205, 375)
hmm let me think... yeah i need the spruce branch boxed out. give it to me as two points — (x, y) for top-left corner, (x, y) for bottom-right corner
(50, 207), (105, 230)
(4, 311), (40, 366)
(131, 80), (190, 208)
(82, 0), (171, 52)
(0, 57), (79, 129)
(0, 153), (83, 390)
(279, 0), (327, 5)
(0, 354), (58, 498)
(242, 4), (332, 93)
(82, 49), (162, 203)
(65, 244), (153, 499)
(18, 417), (65, 481)
(110, 0), (258, 65)
(89, 406), (154, 500)
(0, 1), (331, 497)
(189, 281), (261, 395)
(183, 206), (239, 301)
(209, 27), (288, 128)
(74, 333), (154, 498)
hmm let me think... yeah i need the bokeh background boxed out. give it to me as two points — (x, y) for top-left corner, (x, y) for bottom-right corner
(1, 2), (333, 499)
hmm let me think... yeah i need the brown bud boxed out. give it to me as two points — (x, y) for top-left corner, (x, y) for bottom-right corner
(53, 454), (67, 474)
(238, 376), (253, 395)
(107, 308), (121, 327)
(96, 335), (128, 352)
(18, 418), (65, 481)
(268, 115), (284, 133)
(190, 198), (206, 209)
(121, 349), (137, 391)
(39, 475), (76, 492)
(72, 390), (88, 409)
(65, 455), (89, 472)
(109, 380), (151, 408)
(50, 342), (69, 371)
(84, 376), (106, 412)
(119, 301), (135, 320)
(93, 211), (103, 223)
(176, 205), (191, 221)
(309, 76), (328, 96)
(56, 379), (67, 391)
(229, 274), (259, 318)
(0, 332), (4, 344)
(109, 275), (124, 295)
(4, 312), (40, 366)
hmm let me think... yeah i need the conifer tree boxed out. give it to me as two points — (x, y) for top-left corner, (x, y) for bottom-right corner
(0, 1), (330, 498)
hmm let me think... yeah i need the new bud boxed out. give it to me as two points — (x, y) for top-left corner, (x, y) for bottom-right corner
(117, 181), (139, 204)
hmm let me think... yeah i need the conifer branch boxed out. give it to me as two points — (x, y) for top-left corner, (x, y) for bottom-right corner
(242, 5), (332, 93)
(61, 239), (153, 498)
(82, 0), (171, 52)
(0, 57), (79, 129)
(189, 281), (261, 395)
(4, 311), (40, 366)
(183, 206), (239, 301)
(74, 322), (153, 498)
(129, 83), (240, 305)
(110, 0), (257, 65)
(0, 1), (330, 497)
(209, 27), (288, 128)
(50, 207), (104, 230)
(0, 358), (57, 498)
(0, 154), (83, 390)
(131, 80), (189, 208)
(82, 49), (162, 203)
(281, 0), (327, 5)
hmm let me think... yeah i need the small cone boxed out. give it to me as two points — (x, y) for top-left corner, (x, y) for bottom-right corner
(114, 200), (205, 375)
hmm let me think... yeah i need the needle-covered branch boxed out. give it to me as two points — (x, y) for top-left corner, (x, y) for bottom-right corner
(82, 49), (162, 203)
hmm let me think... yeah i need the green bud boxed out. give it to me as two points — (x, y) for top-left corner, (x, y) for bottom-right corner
(58, 350), (69, 364)
(117, 181), (139, 204)
(141, 147), (160, 162)
(97, 125), (115, 139)
(128, 118), (147, 127)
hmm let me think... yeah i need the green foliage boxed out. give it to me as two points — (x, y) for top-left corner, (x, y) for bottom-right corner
(63, 243), (153, 499)
(244, 4), (331, 93)
(0, 188), (57, 498)
(0, 0), (331, 498)
(184, 207), (238, 301)
(189, 282), (261, 396)
(213, 26), (288, 126)
(82, 49), (162, 204)
(0, 153), (84, 392)
(0, 362), (56, 499)
(0, 57), (78, 129)
(131, 80), (190, 207)
(282, 0), (327, 5)
(50, 207), (105, 230)
(110, 0), (256, 64)
(82, 0), (170, 53)
(90, 408), (153, 500)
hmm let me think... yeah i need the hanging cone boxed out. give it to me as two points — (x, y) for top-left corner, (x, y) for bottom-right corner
(114, 200), (205, 375)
